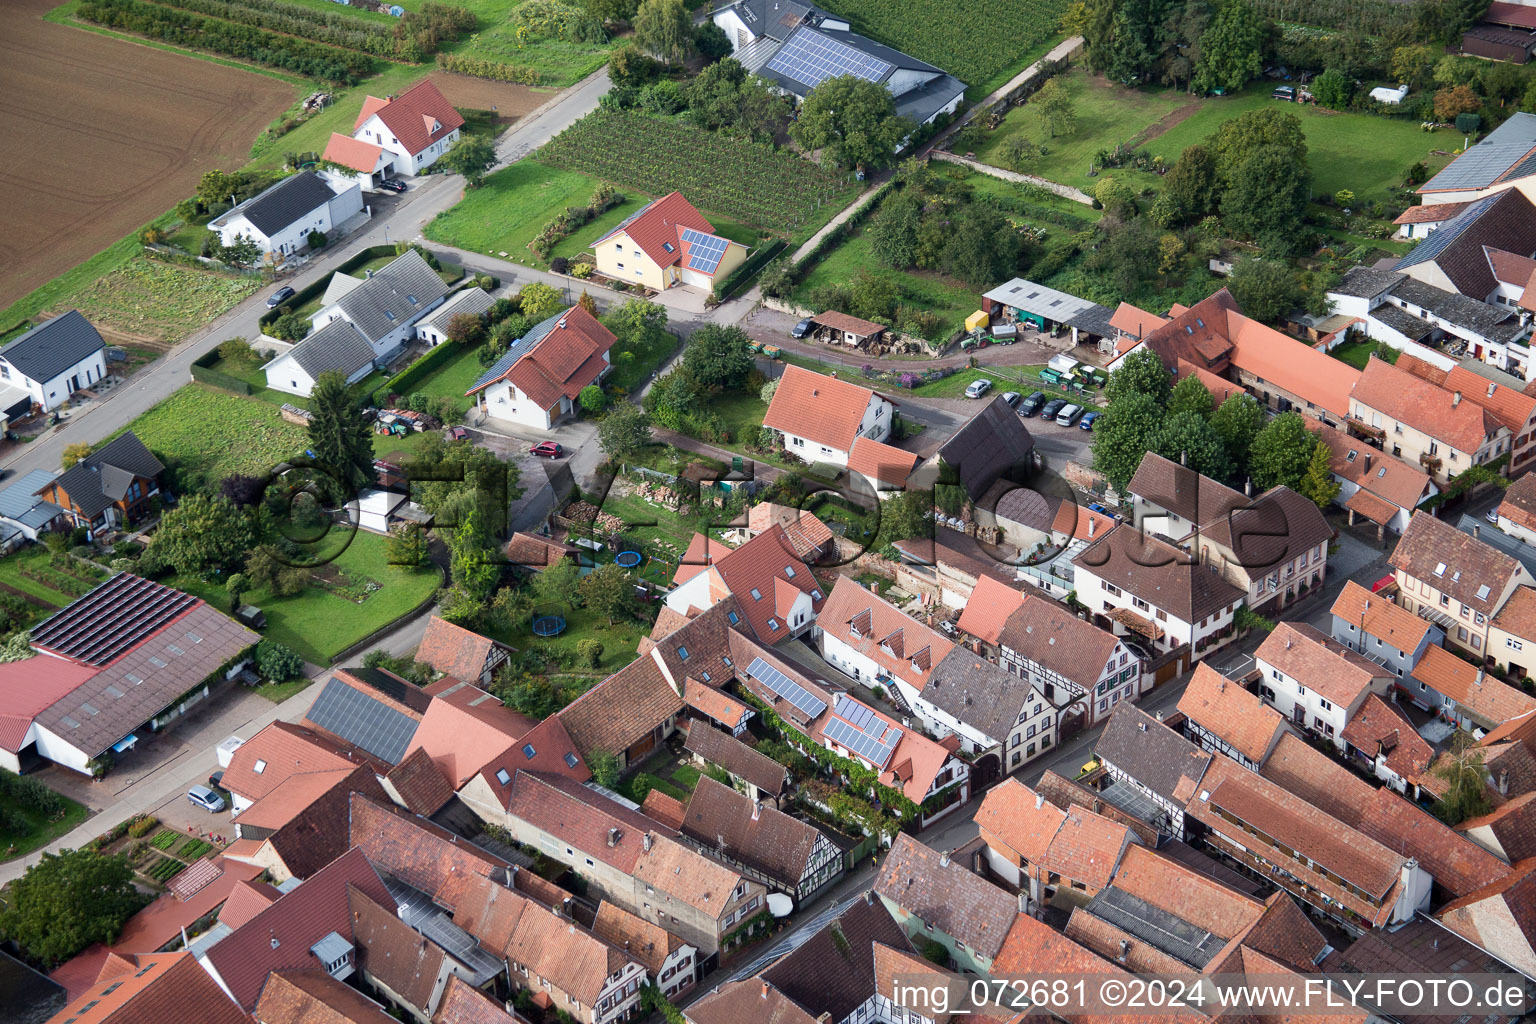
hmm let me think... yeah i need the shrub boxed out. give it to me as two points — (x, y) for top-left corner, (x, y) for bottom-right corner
(575, 637), (604, 668)
(307, 229), (327, 250)
(127, 815), (159, 838)
(550, 256), (570, 275)
(578, 385), (608, 414)
(255, 639), (303, 681)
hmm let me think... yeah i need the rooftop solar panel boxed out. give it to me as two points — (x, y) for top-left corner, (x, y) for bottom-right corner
(681, 228), (729, 274)
(832, 693), (881, 735)
(766, 27), (893, 90)
(30, 574), (198, 666)
(746, 656), (826, 718)
(305, 677), (418, 763)
(823, 715), (899, 767)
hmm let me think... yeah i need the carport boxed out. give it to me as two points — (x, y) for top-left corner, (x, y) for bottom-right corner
(809, 310), (887, 348)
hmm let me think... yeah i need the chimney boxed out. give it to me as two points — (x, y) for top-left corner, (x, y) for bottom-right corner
(863, 891), (872, 906)
(1402, 858), (1419, 888)
(1089, 517), (1097, 538)
(752, 801), (761, 821)
(1500, 769), (1510, 795)
(1155, 710), (1164, 721)
(1181, 450), (1188, 467)
(1018, 892), (1027, 913)
(940, 851), (951, 868)
(608, 827), (621, 847)
(1364, 453), (1373, 473)
(1118, 940), (1131, 963)
(1219, 680), (1227, 693)
(1138, 722), (1147, 732)
(643, 831), (652, 852)
(365, 269), (374, 278)
(761, 982), (769, 1000)
(1035, 792), (1044, 810)
(1453, 391), (1462, 407)
(1245, 478), (1253, 497)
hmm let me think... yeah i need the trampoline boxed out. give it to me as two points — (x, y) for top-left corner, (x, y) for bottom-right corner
(531, 614), (567, 638)
(614, 550), (643, 569)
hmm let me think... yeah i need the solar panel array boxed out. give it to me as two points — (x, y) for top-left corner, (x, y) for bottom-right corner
(681, 228), (729, 274)
(305, 677), (419, 763)
(824, 715), (900, 767)
(766, 28), (892, 90)
(31, 573), (197, 666)
(832, 693), (879, 733)
(747, 656), (826, 718)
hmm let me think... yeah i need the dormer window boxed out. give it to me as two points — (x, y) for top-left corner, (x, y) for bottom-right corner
(1346, 450), (1357, 463)
(727, 611), (740, 625)
(407, 295), (417, 305)
(385, 310), (395, 321)
(663, 242), (675, 253)
(1434, 562), (1446, 577)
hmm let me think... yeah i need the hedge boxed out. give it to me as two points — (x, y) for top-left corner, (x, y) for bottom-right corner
(378, 337), (465, 400)
(436, 52), (541, 85)
(713, 239), (787, 303)
(189, 349), (256, 395)
(259, 244), (396, 332)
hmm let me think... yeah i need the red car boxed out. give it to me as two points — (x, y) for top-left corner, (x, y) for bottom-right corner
(445, 426), (469, 441)
(529, 441), (563, 458)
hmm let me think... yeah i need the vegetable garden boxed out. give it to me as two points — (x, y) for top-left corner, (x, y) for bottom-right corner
(536, 111), (862, 236)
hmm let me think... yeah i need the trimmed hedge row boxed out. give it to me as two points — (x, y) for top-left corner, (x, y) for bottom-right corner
(377, 335), (465, 401)
(259, 244), (397, 332)
(190, 350), (255, 395)
(435, 52), (541, 84)
(713, 239), (786, 303)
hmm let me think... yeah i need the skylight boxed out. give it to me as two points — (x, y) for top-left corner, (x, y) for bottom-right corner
(750, 588), (762, 600)
(522, 743), (536, 759)
(497, 769), (511, 785)
(1434, 561), (1447, 577)
(784, 566), (796, 577)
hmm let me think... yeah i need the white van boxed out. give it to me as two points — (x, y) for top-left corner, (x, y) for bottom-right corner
(1055, 403), (1083, 427)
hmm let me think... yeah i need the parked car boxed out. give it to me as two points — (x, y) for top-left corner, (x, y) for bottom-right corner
(208, 770), (225, 791)
(187, 785), (226, 813)
(1018, 391), (1046, 416)
(790, 318), (814, 338)
(1040, 398), (1066, 420)
(1487, 506), (1502, 524)
(529, 441), (563, 458)
(378, 179), (407, 193)
(1001, 391), (1021, 409)
(1056, 403), (1084, 427)
(265, 286), (295, 309)
(1079, 411), (1101, 431)
(446, 426), (469, 441)
(965, 378), (993, 399)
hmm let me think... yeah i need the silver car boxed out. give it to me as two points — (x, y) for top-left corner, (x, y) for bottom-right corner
(187, 784), (226, 813)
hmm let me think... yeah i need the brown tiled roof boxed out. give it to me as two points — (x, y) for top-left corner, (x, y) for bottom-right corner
(762, 364), (880, 453)
(1033, 769), (1159, 846)
(679, 776), (821, 888)
(503, 897), (640, 1005)
(872, 942), (963, 1023)
(685, 979), (820, 1024)
(466, 304), (615, 408)
(1331, 579), (1435, 653)
(1500, 473), (1536, 535)
(1114, 844), (1262, 938)
(1352, 357), (1503, 454)
(504, 531), (577, 569)
(434, 974), (527, 1024)
(847, 436), (920, 489)
(682, 678), (752, 731)
(1256, 621), (1387, 709)
(385, 746), (456, 815)
(256, 968), (396, 1024)
(1392, 511), (1525, 618)
(1128, 452), (1246, 530)
(1394, 200), (1470, 224)
(1436, 858), (1536, 958)
(1073, 528), (1245, 624)
(745, 502), (835, 559)
(635, 831), (754, 917)
(1134, 289), (1240, 371)
(348, 884), (445, 1012)
(684, 724), (787, 796)
(1483, 738), (1536, 798)
(1341, 692), (1436, 787)
(873, 834), (1017, 960)
(347, 792), (509, 906)
(592, 901), (686, 976)
(1044, 804), (1134, 889)
(998, 593), (1122, 691)
(557, 654), (682, 759)
(45, 952), (249, 1024)
(1063, 906), (1192, 975)
(1494, 585), (1536, 643)
(1177, 664), (1287, 764)
(1260, 732), (1376, 820)
(814, 309), (886, 337)
(760, 895), (909, 1023)
(504, 771), (675, 875)
(1305, 419), (1433, 513)
(258, 765), (393, 881)
(923, 648), (1040, 745)
(1231, 893), (1329, 972)
(1459, 790), (1536, 861)
(974, 778), (1066, 863)
(710, 525), (826, 643)
(641, 789), (687, 828)
(1092, 704), (1211, 807)
(1200, 485), (1333, 574)
(1414, 644), (1536, 725)
(818, 575), (952, 691)
(417, 616), (507, 682)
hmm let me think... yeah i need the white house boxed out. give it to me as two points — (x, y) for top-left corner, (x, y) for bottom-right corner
(0, 310), (107, 413)
(321, 132), (394, 193)
(309, 248), (451, 361)
(415, 287), (494, 347)
(347, 79), (464, 178)
(761, 364), (895, 468)
(263, 318), (377, 398)
(1254, 622), (1394, 750)
(665, 525), (825, 645)
(209, 171), (363, 262)
(465, 304), (614, 431)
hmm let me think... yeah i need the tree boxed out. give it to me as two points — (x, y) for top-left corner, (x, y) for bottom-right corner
(875, 490), (933, 546)
(1209, 392), (1265, 477)
(256, 639), (305, 681)
(1435, 85), (1481, 122)
(308, 370), (374, 496)
(1248, 412), (1315, 491)
(1154, 411), (1233, 483)
(608, 44), (662, 88)
(519, 282), (565, 322)
(576, 290), (599, 318)
(1390, 44), (1435, 89)
(153, 494), (254, 578)
(1297, 439), (1340, 509)
(61, 443), (92, 470)
(1434, 747), (1491, 825)
(1228, 257), (1304, 324)
(531, 558), (581, 607)
(1210, 108), (1307, 189)
(1094, 176), (1137, 216)
(598, 403), (652, 461)
(226, 572), (249, 611)
(682, 324), (755, 389)
(867, 193), (924, 269)
(1157, 233), (1186, 281)
(999, 134), (1040, 171)
(1220, 145), (1311, 253)
(633, 0), (691, 61)
(450, 505), (500, 602)
(386, 522), (426, 566)
(0, 849), (142, 965)
(218, 235), (263, 267)
(1168, 374), (1214, 419)
(578, 384), (608, 413)
(1193, 0), (1267, 95)
(1312, 68), (1351, 109)
(587, 750), (621, 788)
(760, 379), (779, 404)
(580, 562), (638, 624)
(684, 58), (787, 142)
(576, 637), (605, 668)
(942, 204), (1024, 288)
(1033, 77), (1077, 137)
(1092, 392), (1164, 491)
(1151, 144), (1216, 226)
(693, 19), (731, 62)
(1433, 54), (1478, 89)
(791, 75), (910, 170)
(1105, 347), (1171, 407)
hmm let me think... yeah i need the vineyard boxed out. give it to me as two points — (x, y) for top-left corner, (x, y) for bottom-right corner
(536, 111), (861, 235)
(815, 0), (1070, 91)
(1250, 0), (1416, 34)
(119, 0), (474, 61)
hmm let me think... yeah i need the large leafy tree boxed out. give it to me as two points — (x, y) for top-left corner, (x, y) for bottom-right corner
(1154, 410), (1233, 483)
(682, 324), (755, 389)
(1033, 77), (1078, 137)
(580, 562), (639, 623)
(1297, 439), (1340, 509)
(942, 204), (1024, 288)
(530, 558), (581, 606)
(1434, 748), (1491, 825)
(1211, 392), (1266, 478)
(1210, 108), (1307, 189)
(1105, 347), (1171, 408)
(867, 193), (924, 269)
(1227, 257), (1304, 324)
(519, 282), (565, 322)
(1193, 0), (1267, 95)
(633, 0), (691, 61)
(791, 75), (911, 170)
(1167, 375), (1214, 420)
(0, 849), (142, 965)
(1092, 392), (1163, 492)
(1248, 412), (1316, 492)
(598, 403), (653, 461)
(153, 493), (254, 579)
(1162, 145), (1218, 225)
(439, 135), (496, 187)
(685, 59), (787, 142)
(1220, 145), (1311, 254)
(450, 504), (500, 602)
(308, 369), (375, 497)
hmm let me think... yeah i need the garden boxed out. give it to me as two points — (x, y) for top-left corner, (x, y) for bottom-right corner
(0, 769), (90, 862)
(116, 384), (310, 490)
(0, 547), (107, 610)
(65, 256), (260, 345)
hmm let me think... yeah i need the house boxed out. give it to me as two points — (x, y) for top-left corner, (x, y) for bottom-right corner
(872, 834), (1019, 974)
(933, 394), (1035, 502)
(253, 968), (397, 1024)
(1499, 472), (1536, 543)
(1417, 111), (1536, 207)
(675, 776), (843, 903)
(1254, 622), (1394, 749)
(219, 720), (379, 814)
(665, 524), (826, 643)
(980, 278), (1117, 347)
(919, 645), (1056, 777)
(680, 677), (754, 737)
(1492, 585), (1536, 679)
(416, 615), (511, 686)
(348, 79), (464, 178)
(1350, 354), (1514, 485)
(816, 575), (952, 712)
(415, 287), (494, 347)
(1409, 643), (1536, 733)
(1072, 525), (1245, 670)
(845, 436), (920, 499)
(306, 248), (451, 365)
(592, 901), (697, 1001)
(721, 501), (835, 561)
(321, 131), (394, 193)
(974, 779), (1140, 911)
(1341, 693), (1441, 800)
(1304, 418), (1437, 537)
(591, 192), (747, 292)
(482, 770), (766, 960)
(1091, 705), (1212, 842)
(1194, 485), (1332, 613)
(209, 170), (363, 262)
(0, 468), (64, 542)
(346, 883), (476, 1024)
(682, 725), (785, 804)
(0, 573), (257, 776)
(1390, 352), (1536, 476)
(466, 305), (614, 430)
(301, 668), (430, 765)
(1334, 919), (1531, 1024)
(223, 764), (391, 881)
(1330, 578), (1443, 678)
(1393, 188), (1536, 300)
(44, 952), (250, 1024)
(1126, 451), (1246, 539)
(1177, 664), (1289, 772)
(712, 0), (965, 137)
(505, 531), (579, 572)
(890, 530), (1037, 610)
(1389, 510), (1533, 657)
(1437, 861), (1536, 978)
(1458, 791), (1536, 862)
(762, 364), (895, 468)
(1184, 755), (1433, 934)
(0, 310), (107, 413)
(263, 317), (377, 397)
(39, 430), (163, 536)
(1393, 199), (1473, 239)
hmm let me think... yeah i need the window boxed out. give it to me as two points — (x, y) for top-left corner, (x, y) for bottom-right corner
(617, 262), (625, 270)
(253, 759), (267, 774)
(750, 588), (762, 600)
(523, 743), (537, 758)
(1319, 697), (1332, 711)
(727, 611), (739, 625)
(784, 565), (796, 577)
(1510, 638), (1524, 651)
(677, 646), (690, 661)
(768, 618), (780, 631)
(1104, 583), (1120, 597)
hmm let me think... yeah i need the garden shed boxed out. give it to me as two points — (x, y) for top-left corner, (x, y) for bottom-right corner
(810, 310), (887, 348)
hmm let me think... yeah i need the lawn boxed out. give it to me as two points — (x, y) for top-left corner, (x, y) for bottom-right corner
(171, 530), (442, 665)
(608, 329), (679, 392)
(116, 384), (310, 487)
(67, 257), (259, 344)
(494, 600), (649, 673)
(596, 490), (710, 558)
(400, 342), (488, 416)
(791, 229), (981, 338)
(0, 788), (91, 862)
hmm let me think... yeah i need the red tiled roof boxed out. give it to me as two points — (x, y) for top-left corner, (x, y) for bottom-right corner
(1177, 664), (1286, 764)
(354, 79), (463, 157)
(256, 968), (397, 1024)
(1133, 289), (1240, 371)
(347, 792), (507, 906)
(1227, 313), (1358, 421)
(408, 678), (534, 789)
(955, 573), (1027, 645)
(682, 677), (750, 729)
(322, 132), (385, 173)
(434, 974), (527, 1024)
(502, 770), (675, 875)
(1396, 356), (1536, 434)
(417, 616), (506, 683)
(974, 778), (1067, 863)
(1341, 692), (1436, 785)
(709, 524), (824, 642)
(222, 720), (373, 803)
(847, 436), (920, 489)
(592, 901), (685, 977)
(744, 502), (835, 558)
(1042, 804), (1133, 890)
(818, 575), (952, 691)
(762, 364), (881, 454)
(47, 952), (249, 1024)
(814, 310), (886, 337)
(505, 531), (577, 569)
(1495, 585), (1536, 645)
(1415, 644), (1536, 725)
(384, 746), (456, 815)
(1305, 419), (1433, 513)
(641, 788), (686, 828)
(1487, 246), (1536, 287)
(218, 877), (282, 930)
(1352, 356), (1503, 453)
(594, 191), (714, 270)
(674, 532), (735, 585)
(0, 656), (99, 753)
(1109, 301), (1167, 339)
(1255, 621), (1387, 710)
(1174, 359), (1242, 407)
(1393, 200), (1471, 225)
(235, 767), (356, 831)
(1499, 473), (1536, 534)
(1332, 580), (1435, 652)
(467, 305), (615, 410)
